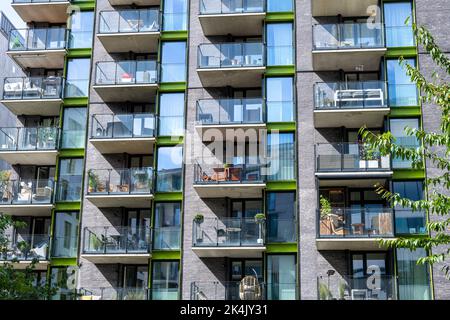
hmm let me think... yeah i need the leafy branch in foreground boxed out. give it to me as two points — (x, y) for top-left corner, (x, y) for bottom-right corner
(359, 23), (450, 279)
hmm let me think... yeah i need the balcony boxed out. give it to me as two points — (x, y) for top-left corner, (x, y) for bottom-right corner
(98, 9), (160, 53)
(193, 162), (266, 198)
(317, 208), (395, 250)
(153, 226), (181, 250)
(395, 209), (427, 236)
(315, 143), (392, 182)
(90, 113), (156, 154)
(312, 23), (386, 71)
(196, 98), (265, 141)
(0, 127), (59, 165)
(0, 179), (54, 216)
(82, 226), (152, 264)
(312, 0), (379, 17)
(0, 234), (50, 270)
(108, 0), (160, 5)
(197, 42), (265, 87)
(317, 275), (397, 300)
(191, 282), (297, 300)
(199, 0), (266, 36)
(192, 217), (266, 258)
(93, 60), (158, 102)
(78, 287), (150, 300)
(1, 76), (63, 116)
(314, 81), (389, 128)
(12, 0), (70, 24)
(8, 28), (67, 69)
(86, 167), (154, 208)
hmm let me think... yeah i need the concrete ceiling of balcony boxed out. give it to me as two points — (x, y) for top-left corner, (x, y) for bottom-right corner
(85, 194), (154, 208)
(0, 261), (49, 270)
(314, 107), (390, 128)
(92, 84), (158, 103)
(0, 204), (53, 216)
(81, 253), (151, 264)
(7, 51), (66, 70)
(108, 0), (160, 5)
(192, 246), (266, 258)
(90, 138), (155, 155)
(197, 67), (265, 88)
(312, 0), (379, 17)
(193, 183), (265, 198)
(317, 177), (391, 188)
(12, 1), (70, 24)
(199, 13), (265, 36)
(195, 124), (267, 142)
(312, 49), (386, 72)
(316, 238), (395, 251)
(0, 150), (58, 166)
(98, 33), (160, 54)
(1, 99), (62, 117)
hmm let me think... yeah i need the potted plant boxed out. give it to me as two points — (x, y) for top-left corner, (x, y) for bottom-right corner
(193, 214), (204, 243)
(319, 195), (334, 236)
(319, 282), (333, 300)
(0, 170), (12, 202)
(254, 213), (265, 244)
(88, 170), (98, 193)
(193, 214), (204, 224)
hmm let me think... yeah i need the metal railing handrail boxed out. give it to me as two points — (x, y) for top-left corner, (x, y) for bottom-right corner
(198, 42), (265, 68)
(2, 76), (64, 100)
(90, 113), (157, 139)
(8, 27), (68, 51)
(98, 8), (161, 34)
(196, 98), (266, 124)
(94, 59), (159, 85)
(199, 0), (266, 15)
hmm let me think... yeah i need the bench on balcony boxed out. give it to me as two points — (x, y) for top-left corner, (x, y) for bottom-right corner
(334, 88), (384, 107)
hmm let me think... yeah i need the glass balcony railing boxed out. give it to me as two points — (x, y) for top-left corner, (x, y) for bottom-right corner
(317, 208), (394, 238)
(317, 275), (397, 300)
(155, 169), (183, 193)
(394, 209), (427, 235)
(99, 8), (160, 34)
(77, 287), (150, 300)
(192, 217), (266, 247)
(191, 281), (297, 300)
(9, 27), (67, 51)
(51, 235), (78, 258)
(0, 179), (54, 204)
(313, 23), (385, 50)
(315, 143), (391, 172)
(87, 167), (154, 195)
(314, 81), (387, 109)
(388, 83), (419, 106)
(2, 76), (64, 101)
(385, 25), (415, 48)
(0, 127), (59, 151)
(91, 113), (156, 139)
(83, 226), (152, 254)
(196, 98), (265, 125)
(194, 162), (265, 184)
(95, 60), (158, 85)
(12, 0), (69, 3)
(151, 282), (179, 300)
(266, 218), (297, 243)
(153, 226), (181, 250)
(198, 42), (265, 68)
(0, 234), (50, 261)
(200, 0), (265, 14)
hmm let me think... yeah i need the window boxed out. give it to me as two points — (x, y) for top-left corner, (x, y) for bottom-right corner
(161, 41), (186, 82)
(163, 0), (188, 31)
(158, 93), (184, 136)
(393, 181), (426, 234)
(266, 192), (296, 242)
(384, 2), (414, 47)
(62, 108), (86, 149)
(387, 58), (418, 106)
(151, 261), (179, 300)
(51, 267), (77, 300)
(267, 133), (295, 181)
(65, 58), (90, 98)
(156, 146), (183, 192)
(68, 10), (94, 49)
(52, 212), (78, 258)
(390, 118), (420, 168)
(153, 202), (181, 250)
(267, 0), (293, 12)
(267, 23), (293, 66)
(267, 255), (296, 300)
(122, 265), (148, 290)
(56, 158), (84, 201)
(397, 248), (431, 300)
(266, 77), (294, 122)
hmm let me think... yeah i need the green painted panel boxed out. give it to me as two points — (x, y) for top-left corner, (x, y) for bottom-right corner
(393, 170), (426, 180)
(154, 193), (183, 201)
(151, 251), (181, 260)
(50, 258), (77, 266)
(157, 136), (184, 145)
(265, 65), (295, 76)
(71, 1), (96, 11)
(55, 202), (81, 211)
(265, 243), (297, 253)
(63, 97), (89, 106)
(266, 181), (297, 191)
(161, 31), (188, 40)
(266, 122), (296, 131)
(66, 49), (92, 58)
(389, 106), (422, 117)
(265, 12), (294, 22)
(386, 47), (417, 58)
(59, 149), (85, 157)
(159, 82), (187, 92)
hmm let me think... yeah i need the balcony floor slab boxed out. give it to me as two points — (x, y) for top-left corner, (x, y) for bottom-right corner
(7, 50), (66, 69)
(0, 204), (53, 216)
(193, 183), (266, 198)
(312, 48), (386, 72)
(199, 13), (265, 36)
(192, 246), (266, 258)
(197, 67), (265, 88)
(81, 253), (151, 264)
(316, 238), (395, 251)
(0, 150), (58, 166)
(90, 138), (155, 154)
(12, 2), (70, 23)
(312, 0), (379, 17)
(98, 32), (160, 53)
(1, 99), (62, 116)
(0, 260), (49, 270)
(93, 84), (158, 103)
(314, 107), (390, 128)
(85, 194), (154, 208)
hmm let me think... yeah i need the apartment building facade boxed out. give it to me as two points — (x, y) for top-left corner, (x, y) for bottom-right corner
(0, 0), (448, 300)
